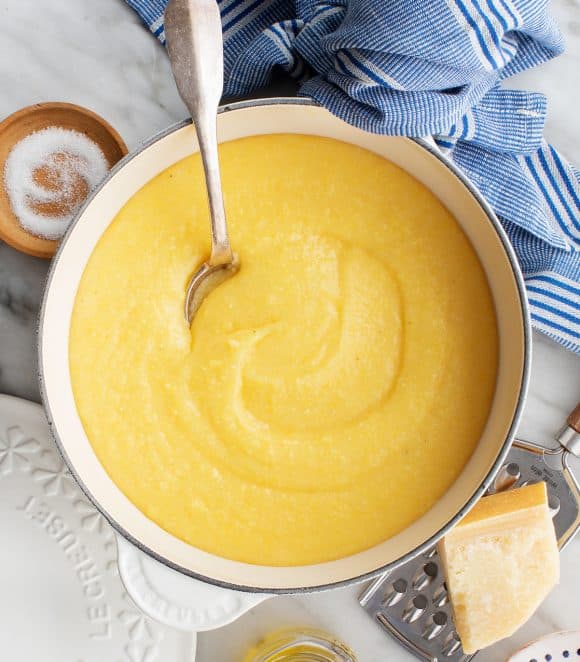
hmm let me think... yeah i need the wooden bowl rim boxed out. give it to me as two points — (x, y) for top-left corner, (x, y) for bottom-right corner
(0, 101), (128, 259)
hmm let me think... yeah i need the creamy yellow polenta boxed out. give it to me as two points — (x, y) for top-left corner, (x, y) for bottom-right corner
(69, 134), (498, 566)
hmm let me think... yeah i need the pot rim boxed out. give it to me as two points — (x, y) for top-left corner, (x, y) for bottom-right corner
(38, 96), (531, 594)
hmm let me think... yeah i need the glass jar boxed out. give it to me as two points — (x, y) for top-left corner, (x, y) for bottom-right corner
(243, 627), (357, 662)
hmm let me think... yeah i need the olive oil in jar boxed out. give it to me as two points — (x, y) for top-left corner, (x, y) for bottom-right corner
(243, 628), (356, 662)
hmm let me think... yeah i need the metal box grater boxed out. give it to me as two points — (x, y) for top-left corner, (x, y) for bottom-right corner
(359, 432), (580, 662)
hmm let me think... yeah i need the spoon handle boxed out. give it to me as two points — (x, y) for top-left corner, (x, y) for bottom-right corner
(165, 0), (233, 266)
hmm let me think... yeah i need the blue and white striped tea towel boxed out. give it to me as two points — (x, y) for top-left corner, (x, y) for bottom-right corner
(126, 0), (580, 353)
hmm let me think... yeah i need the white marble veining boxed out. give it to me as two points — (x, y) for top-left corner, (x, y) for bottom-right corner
(0, 0), (578, 660)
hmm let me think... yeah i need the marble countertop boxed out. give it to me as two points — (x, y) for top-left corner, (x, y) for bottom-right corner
(0, 0), (578, 660)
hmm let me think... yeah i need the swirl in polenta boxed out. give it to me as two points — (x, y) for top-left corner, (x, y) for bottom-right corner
(69, 134), (498, 566)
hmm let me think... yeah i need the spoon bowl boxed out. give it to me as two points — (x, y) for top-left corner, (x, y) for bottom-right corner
(184, 255), (240, 324)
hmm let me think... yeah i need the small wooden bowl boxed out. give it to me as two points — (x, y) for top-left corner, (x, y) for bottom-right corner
(0, 102), (128, 259)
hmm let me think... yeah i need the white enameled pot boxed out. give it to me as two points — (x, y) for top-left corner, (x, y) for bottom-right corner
(39, 98), (530, 631)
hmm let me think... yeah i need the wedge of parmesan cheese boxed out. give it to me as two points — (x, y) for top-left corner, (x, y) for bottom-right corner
(438, 482), (559, 654)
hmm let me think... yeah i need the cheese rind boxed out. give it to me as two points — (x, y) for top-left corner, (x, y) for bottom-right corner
(438, 482), (559, 654)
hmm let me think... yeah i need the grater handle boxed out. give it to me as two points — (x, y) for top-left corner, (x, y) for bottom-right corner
(556, 401), (580, 457)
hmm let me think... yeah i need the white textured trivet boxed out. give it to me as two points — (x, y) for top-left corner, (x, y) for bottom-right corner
(0, 394), (196, 662)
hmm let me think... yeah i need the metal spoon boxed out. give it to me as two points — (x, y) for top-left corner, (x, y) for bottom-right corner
(165, 0), (239, 325)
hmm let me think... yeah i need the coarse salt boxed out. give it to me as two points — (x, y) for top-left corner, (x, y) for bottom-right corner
(4, 127), (109, 240)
